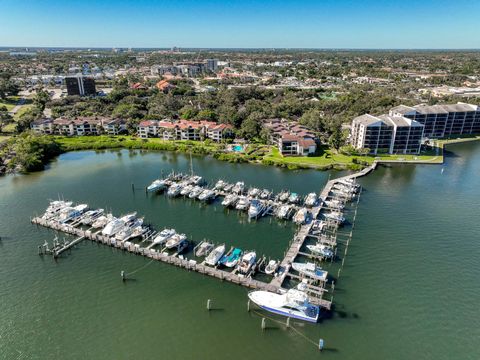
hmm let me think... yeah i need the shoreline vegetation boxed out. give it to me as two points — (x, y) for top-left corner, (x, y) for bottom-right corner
(1, 133), (479, 175)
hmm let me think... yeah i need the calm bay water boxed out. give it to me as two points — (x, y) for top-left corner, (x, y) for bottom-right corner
(1, 144), (479, 359)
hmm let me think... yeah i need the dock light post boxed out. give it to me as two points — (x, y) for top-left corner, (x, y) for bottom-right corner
(207, 299), (212, 310)
(121, 270), (125, 281)
(261, 317), (266, 330)
(319, 338), (324, 351)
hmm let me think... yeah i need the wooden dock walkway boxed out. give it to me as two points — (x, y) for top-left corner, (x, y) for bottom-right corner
(269, 162), (376, 293)
(31, 164), (377, 311)
(31, 216), (331, 308)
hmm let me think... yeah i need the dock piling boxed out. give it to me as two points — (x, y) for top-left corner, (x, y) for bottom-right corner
(207, 299), (212, 310)
(319, 338), (324, 351)
(261, 317), (266, 330)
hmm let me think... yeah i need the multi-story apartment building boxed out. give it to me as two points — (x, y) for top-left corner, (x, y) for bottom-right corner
(137, 120), (233, 142)
(263, 118), (318, 156)
(31, 117), (126, 136)
(350, 114), (423, 154)
(390, 103), (480, 138)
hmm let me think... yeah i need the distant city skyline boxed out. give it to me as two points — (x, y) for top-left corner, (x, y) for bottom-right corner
(1, 0), (479, 49)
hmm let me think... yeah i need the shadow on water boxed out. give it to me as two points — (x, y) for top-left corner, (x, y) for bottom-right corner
(207, 307), (225, 312)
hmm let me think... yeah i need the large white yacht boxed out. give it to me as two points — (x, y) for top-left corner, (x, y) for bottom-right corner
(102, 218), (124, 236)
(147, 179), (166, 192)
(248, 289), (320, 323)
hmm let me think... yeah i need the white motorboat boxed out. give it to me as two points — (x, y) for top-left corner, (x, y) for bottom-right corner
(205, 244), (226, 266)
(81, 209), (104, 225)
(259, 189), (271, 199)
(91, 213), (113, 229)
(292, 262), (328, 282)
(248, 289), (319, 323)
(277, 190), (290, 202)
(214, 180), (226, 191)
(223, 183), (234, 192)
(58, 204), (88, 223)
(237, 251), (256, 275)
(235, 196), (250, 211)
(264, 260), (278, 275)
(304, 193), (318, 207)
(188, 186), (203, 199)
(221, 194), (238, 207)
(195, 242), (214, 257)
(43, 200), (73, 219)
(167, 183), (183, 197)
(288, 192), (300, 204)
(165, 233), (187, 249)
(293, 208), (309, 225)
(180, 184), (194, 196)
(311, 220), (325, 234)
(248, 187), (260, 197)
(248, 199), (265, 219)
(198, 189), (215, 202)
(119, 212), (137, 225)
(324, 199), (344, 210)
(102, 218), (124, 236)
(221, 248), (243, 268)
(323, 211), (345, 224)
(152, 228), (176, 245)
(276, 205), (292, 219)
(232, 181), (245, 194)
(306, 244), (334, 259)
(115, 218), (144, 241)
(189, 175), (203, 185)
(147, 179), (167, 192)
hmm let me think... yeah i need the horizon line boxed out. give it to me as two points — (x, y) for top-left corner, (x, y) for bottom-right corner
(2, 46), (480, 52)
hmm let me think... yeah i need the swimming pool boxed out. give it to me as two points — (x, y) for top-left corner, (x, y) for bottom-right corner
(233, 145), (243, 152)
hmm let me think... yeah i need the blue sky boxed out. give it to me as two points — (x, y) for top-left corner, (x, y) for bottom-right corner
(1, 0), (479, 49)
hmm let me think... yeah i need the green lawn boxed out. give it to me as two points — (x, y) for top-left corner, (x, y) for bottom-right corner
(263, 145), (443, 169)
(55, 135), (223, 154)
(13, 104), (34, 120)
(0, 96), (22, 112)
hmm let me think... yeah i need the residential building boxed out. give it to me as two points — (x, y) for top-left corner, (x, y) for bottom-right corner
(156, 80), (175, 93)
(390, 103), (480, 138)
(31, 118), (54, 134)
(263, 118), (318, 156)
(31, 117), (126, 136)
(350, 114), (423, 155)
(206, 59), (218, 72)
(137, 120), (233, 141)
(65, 75), (96, 96)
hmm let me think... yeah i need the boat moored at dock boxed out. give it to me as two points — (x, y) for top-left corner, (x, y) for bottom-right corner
(237, 251), (256, 275)
(205, 244), (226, 266)
(248, 289), (320, 323)
(292, 262), (328, 282)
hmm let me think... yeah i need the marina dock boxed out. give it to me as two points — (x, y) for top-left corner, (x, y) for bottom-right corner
(31, 163), (376, 311)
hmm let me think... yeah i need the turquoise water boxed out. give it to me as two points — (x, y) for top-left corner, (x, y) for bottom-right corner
(1, 144), (479, 359)
(233, 145), (243, 152)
